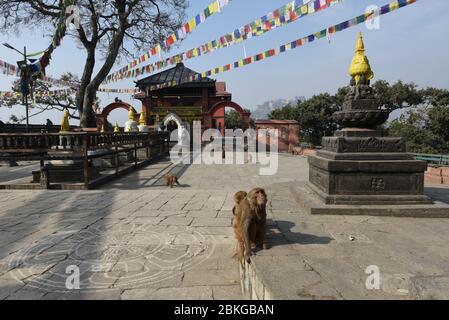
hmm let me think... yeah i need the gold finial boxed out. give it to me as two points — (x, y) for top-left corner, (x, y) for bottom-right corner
(128, 107), (136, 121)
(139, 112), (146, 126)
(100, 124), (106, 133)
(114, 122), (120, 133)
(349, 32), (374, 84)
(60, 109), (70, 132)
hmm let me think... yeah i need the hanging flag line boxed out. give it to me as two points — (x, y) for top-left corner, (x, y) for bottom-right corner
(186, 0), (419, 82)
(0, 88), (74, 100)
(106, 0), (232, 81)
(1, 58), (77, 88)
(104, 0), (343, 84)
(0, 59), (20, 77)
(0, 87), (142, 101)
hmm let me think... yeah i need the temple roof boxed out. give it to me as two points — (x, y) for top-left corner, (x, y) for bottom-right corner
(135, 63), (215, 90)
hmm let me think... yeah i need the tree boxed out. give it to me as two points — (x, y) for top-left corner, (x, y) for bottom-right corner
(10, 73), (80, 119)
(0, 0), (187, 127)
(389, 87), (449, 153)
(224, 109), (242, 130)
(269, 94), (339, 146)
(372, 80), (423, 112)
(269, 80), (440, 145)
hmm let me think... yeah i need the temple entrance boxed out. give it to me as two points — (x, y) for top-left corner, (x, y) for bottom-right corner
(206, 101), (251, 135)
(166, 120), (178, 133)
(163, 113), (184, 142)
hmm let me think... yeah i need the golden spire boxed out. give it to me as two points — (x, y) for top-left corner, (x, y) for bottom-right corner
(100, 124), (106, 133)
(139, 112), (146, 126)
(114, 122), (120, 133)
(60, 109), (70, 132)
(128, 107), (136, 121)
(349, 32), (374, 84)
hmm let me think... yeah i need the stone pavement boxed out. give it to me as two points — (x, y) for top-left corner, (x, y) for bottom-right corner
(0, 154), (448, 300)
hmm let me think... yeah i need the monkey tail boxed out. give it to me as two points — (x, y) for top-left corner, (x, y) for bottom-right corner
(233, 224), (245, 263)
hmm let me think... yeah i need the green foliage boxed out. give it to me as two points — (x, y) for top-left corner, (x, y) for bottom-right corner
(224, 109), (242, 129)
(269, 94), (339, 145)
(268, 80), (449, 153)
(224, 108), (256, 129)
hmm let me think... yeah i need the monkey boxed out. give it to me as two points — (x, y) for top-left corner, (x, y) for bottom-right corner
(232, 188), (268, 264)
(164, 173), (180, 188)
(232, 191), (247, 216)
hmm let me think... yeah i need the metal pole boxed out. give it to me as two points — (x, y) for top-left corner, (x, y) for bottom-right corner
(24, 46), (29, 133)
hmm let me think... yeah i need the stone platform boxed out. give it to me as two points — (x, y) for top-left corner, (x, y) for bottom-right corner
(292, 182), (449, 218)
(1, 155), (449, 300)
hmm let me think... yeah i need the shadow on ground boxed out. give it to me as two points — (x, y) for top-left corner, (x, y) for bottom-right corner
(266, 220), (333, 247)
(425, 187), (449, 204)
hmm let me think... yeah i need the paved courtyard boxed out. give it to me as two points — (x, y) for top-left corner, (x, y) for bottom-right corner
(0, 154), (449, 300)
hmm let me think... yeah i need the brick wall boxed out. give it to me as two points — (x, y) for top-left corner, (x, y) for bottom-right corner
(425, 166), (449, 185)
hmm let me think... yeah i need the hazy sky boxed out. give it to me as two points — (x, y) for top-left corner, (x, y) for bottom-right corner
(1, 0), (448, 125)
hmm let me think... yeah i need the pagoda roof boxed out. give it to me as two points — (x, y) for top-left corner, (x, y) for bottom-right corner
(135, 63), (215, 90)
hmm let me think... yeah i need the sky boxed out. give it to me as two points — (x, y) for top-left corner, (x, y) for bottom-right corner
(1, 0), (448, 125)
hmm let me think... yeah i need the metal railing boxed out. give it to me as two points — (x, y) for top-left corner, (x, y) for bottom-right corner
(413, 153), (449, 166)
(0, 131), (170, 188)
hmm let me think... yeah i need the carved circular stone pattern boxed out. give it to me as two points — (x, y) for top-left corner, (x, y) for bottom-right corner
(332, 110), (389, 128)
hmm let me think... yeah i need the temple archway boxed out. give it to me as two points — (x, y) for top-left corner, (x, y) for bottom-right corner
(206, 101), (251, 135)
(96, 102), (139, 129)
(162, 113), (185, 141)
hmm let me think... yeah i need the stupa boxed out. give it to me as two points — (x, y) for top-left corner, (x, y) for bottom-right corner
(124, 107), (139, 132)
(293, 32), (449, 217)
(138, 112), (150, 132)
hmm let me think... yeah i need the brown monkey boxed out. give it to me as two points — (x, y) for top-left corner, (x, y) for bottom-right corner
(232, 188), (268, 263)
(164, 173), (180, 188)
(232, 191), (247, 216)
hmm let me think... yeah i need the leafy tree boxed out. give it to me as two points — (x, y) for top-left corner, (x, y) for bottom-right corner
(224, 108), (255, 129)
(269, 94), (339, 146)
(389, 86), (449, 153)
(224, 109), (242, 130)
(372, 80), (423, 112)
(0, 0), (187, 127)
(0, 73), (83, 122)
(268, 80), (449, 152)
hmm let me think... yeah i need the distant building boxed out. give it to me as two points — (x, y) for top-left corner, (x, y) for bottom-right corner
(255, 120), (300, 152)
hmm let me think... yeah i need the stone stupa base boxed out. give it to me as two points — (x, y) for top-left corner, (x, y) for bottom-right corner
(292, 182), (449, 218)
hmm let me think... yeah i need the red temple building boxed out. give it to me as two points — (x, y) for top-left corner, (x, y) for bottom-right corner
(131, 63), (251, 135)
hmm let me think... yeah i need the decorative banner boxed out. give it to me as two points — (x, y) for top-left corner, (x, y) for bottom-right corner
(0, 88), (74, 99)
(97, 87), (140, 94)
(106, 0), (232, 82)
(0, 59), (20, 77)
(105, 0), (343, 83)
(188, 0), (419, 81)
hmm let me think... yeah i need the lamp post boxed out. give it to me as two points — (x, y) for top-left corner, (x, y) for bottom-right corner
(3, 43), (29, 133)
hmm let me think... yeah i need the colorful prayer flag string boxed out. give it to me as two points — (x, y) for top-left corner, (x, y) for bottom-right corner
(106, 0), (232, 81)
(189, 0), (419, 81)
(104, 0), (343, 84)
